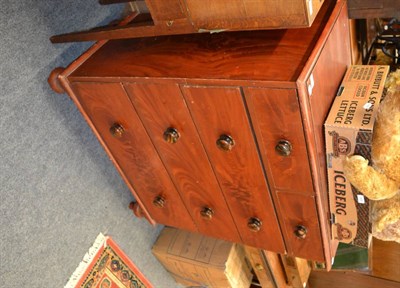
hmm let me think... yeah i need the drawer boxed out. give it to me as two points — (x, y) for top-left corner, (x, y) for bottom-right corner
(182, 85), (285, 253)
(244, 87), (313, 195)
(124, 82), (241, 243)
(71, 82), (196, 231)
(277, 193), (324, 261)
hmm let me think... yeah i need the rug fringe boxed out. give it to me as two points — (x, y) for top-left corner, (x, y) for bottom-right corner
(64, 233), (107, 288)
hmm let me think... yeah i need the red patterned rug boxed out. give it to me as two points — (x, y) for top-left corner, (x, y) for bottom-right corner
(65, 234), (153, 288)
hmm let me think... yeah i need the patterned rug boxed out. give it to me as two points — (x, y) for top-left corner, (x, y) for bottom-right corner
(65, 234), (153, 288)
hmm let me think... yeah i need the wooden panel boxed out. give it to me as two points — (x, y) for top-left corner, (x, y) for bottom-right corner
(70, 0), (336, 82)
(144, 0), (187, 22)
(347, 0), (400, 19)
(71, 82), (196, 231)
(309, 270), (400, 288)
(123, 82), (241, 243)
(182, 85), (285, 253)
(296, 0), (351, 269)
(184, 0), (308, 29)
(371, 238), (400, 282)
(262, 251), (290, 288)
(244, 88), (313, 195)
(277, 193), (324, 261)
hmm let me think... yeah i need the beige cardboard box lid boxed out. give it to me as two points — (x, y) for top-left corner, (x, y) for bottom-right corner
(325, 65), (389, 131)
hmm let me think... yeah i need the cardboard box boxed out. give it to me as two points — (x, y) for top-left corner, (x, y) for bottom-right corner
(152, 227), (252, 288)
(325, 65), (389, 247)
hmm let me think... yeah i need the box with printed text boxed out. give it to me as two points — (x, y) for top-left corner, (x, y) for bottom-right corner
(152, 227), (252, 288)
(324, 65), (389, 248)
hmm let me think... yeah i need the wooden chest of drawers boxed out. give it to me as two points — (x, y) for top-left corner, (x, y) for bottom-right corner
(50, 0), (351, 269)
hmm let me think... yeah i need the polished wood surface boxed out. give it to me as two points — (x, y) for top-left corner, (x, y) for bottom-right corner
(71, 0), (335, 83)
(52, 0), (352, 268)
(124, 82), (241, 243)
(277, 193), (324, 261)
(71, 82), (196, 231)
(182, 85), (284, 252)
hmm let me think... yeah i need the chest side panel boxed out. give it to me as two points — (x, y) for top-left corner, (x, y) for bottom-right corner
(181, 85), (285, 253)
(124, 82), (241, 243)
(70, 82), (197, 231)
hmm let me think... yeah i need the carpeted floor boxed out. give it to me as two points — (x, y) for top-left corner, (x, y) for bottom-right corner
(0, 1), (178, 287)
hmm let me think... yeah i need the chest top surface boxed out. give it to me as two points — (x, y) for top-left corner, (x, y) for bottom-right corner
(71, 0), (337, 83)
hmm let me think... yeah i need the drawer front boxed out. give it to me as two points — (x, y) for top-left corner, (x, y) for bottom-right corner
(278, 193), (324, 261)
(124, 82), (241, 243)
(182, 85), (285, 252)
(244, 87), (313, 195)
(71, 82), (196, 231)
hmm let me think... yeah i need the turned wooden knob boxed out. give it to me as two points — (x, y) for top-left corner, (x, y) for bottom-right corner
(110, 123), (125, 138)
(294, 225), (308, 239)
(163, 127), (180, 144)
(153, 196), (166, 208)
(275, 140), (292, 156)
(129, 202), (144, 218)
(248, 217), (262, 232)
(216, 134), (235, 151)
(200, 207), (214, 220)
(48, 67), (65, 94)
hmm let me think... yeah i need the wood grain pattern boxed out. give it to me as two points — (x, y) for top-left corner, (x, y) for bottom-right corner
(184, 0), (308, 30)
(244, 88), (313, 195)
(277, 193), (324, 261)
(71, 82), (196, 231)
(371, 238), (400, 282)
(70, 0), (335, 83)
(182, 85), (285, 253)
(144, 0), (187, 22)
(123, 82), (241, 243)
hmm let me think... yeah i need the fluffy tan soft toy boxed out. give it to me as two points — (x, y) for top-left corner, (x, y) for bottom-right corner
(344, 69), (400, 243)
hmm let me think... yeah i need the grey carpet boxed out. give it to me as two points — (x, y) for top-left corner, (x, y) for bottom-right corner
(0, 1), (179, 287)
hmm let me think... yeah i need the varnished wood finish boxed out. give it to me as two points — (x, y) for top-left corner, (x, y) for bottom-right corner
(70, 0), (335, 83)
(123, 82), (241, 243)
(278, 193), (324, 261)
(182, 85), (284, 253)
(51, 0), (352, 268)
(50, 0), (325, 43)
(71, 82), (196, 231)
(48, 67), (65, 94)
(144, 0), (186, 22)
(371, 238), (400, 282)
(244, 88), (313, 195)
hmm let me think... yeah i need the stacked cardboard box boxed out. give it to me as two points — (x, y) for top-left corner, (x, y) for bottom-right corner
(152, 227), (252, 288)
(325, 65), (389, 248)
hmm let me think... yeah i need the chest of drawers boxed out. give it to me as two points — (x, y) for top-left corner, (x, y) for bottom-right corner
(50, 0), (351, 269)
